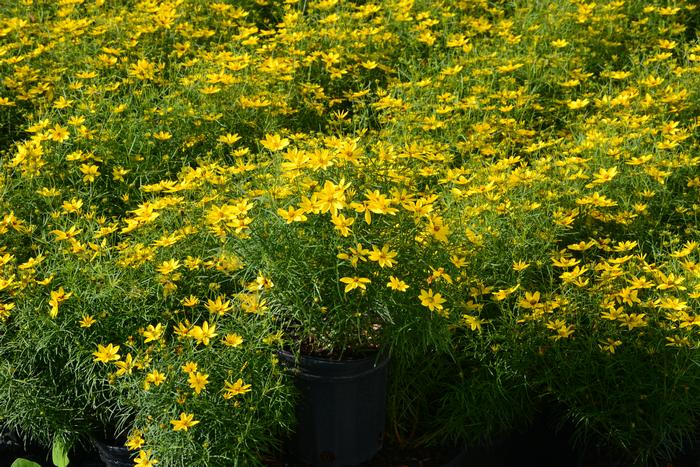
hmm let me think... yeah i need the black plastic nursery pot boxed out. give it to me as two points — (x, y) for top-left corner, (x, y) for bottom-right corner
(278, 350), (390, 467)
(91, 437), (133, 467)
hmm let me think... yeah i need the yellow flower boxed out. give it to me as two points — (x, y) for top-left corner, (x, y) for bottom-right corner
(173, 320), (191, 338)
(62, 198), (83, 213)
(189, 321), (217, 345)
(559, 266), (588, 283)
(185, 256), (203, 272)
(152, 131), (172, 141)
(48, 286), (72, 318)
(551, 256), (580, 268)
(567, 98), (589, 110)
(181, 361), (198, 374)
(93, 343), (121, 363)
(156, 259), (180, 275)
(587, 166), (618, 187)
(492, 285), (519, 301)
(188, 371), (209, 395)
(518, 291), (541, 309)
(79, 164), (100, 183)
(426, 216), (450, 243)
(114, 353), (135, 376)
(331, 213), (354, 237)
(205, 296), (233, 315)
(601, 305), (623, 321)
(125, 431), (145, 451)
(112, 166), (130, 182)
(450, 255), (467, 268)
(363, 190), (397, 217)
(217, 133), (241, 145)
(48, 124), (70, 142)
(546, 319), (575, 340)
(418, 289), (446, 312)
(181, 295), (200, 307)
(368, 245), (397, 268)
(277, 206), (307, 223)
(387, 276), (409, 292)
(598, 338), (622, 354)
(361, 60), (378, 70)
(144, 369), (166, 388)
(313, 179), (349, 216)
(339, 276), (371, 293)
(262, 330), (284, 346)
(134, 450), (158, 467)
(427, 267), (452, 285)
(51, 225), (82, 241)
(666, 335), (691, 348)
(617, 313), (647, 331)
(79, 314), (96, 328)
(462, 314), (487, 331)
(260, 133), (289, 151)
(337, 243), (370, 267)
(142, 323), (164, 343)
(0, 302), (15, 321)
(223, 333), (244, 347)
(128, 59), (156, 80)
(170, 412), (200, 431)
(222, 378), (252, 399)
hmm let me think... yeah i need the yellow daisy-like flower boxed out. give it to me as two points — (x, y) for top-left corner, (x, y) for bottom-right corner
(339, 276), (371, 293)
(188, 371), (209, 395)
(386, 276), (409, 292)
(222, 378), (252, 399)
(368, 245), (398, 268)
(223, 333), (244, 347)
(134, 450), (158, 467)
(181, 361), (198, 374)
(189, 321), (218, 346)
(170, 412), (200, 431)
(93, 343), (120, 363)
(79, 314), (96, 328)
(418, 289), (446, 312)
(260, 133), (289, 152)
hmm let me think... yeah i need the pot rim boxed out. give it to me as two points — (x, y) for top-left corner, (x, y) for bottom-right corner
(276, 348), (390, 381)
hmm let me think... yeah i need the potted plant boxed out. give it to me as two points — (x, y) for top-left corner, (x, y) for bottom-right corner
(228, 131), (460, 464)
(106, 297), (295, 466)
(0, 213), (158, 463)
(104, 125), (462, 464)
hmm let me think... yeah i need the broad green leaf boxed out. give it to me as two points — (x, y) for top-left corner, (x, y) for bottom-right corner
(52, 440), (70, 467)
(11, 459), (42, 467)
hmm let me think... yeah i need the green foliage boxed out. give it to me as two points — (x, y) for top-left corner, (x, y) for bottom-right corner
(51, 440), (69, 467)
(0, 0), (699, 465)
(10, 460), (41, 467)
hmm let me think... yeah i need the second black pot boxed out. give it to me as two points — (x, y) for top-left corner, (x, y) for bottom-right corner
(92, 437), (132, 467)
(278, 350), (390, 467)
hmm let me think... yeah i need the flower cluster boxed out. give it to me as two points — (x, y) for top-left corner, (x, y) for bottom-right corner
(0, 0), (699, 464)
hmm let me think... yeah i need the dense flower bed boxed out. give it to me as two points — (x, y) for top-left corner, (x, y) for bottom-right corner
(0, 0), (699, 465)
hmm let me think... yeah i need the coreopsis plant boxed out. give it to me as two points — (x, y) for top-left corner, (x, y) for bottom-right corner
(0, 169), (296, 463)
(236, 132), (462, 356)
(0, 221), (152, 448)
(113, 135), (462, 357)
(108, 302), (294, 466)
